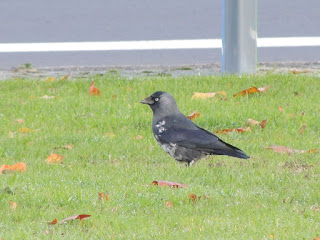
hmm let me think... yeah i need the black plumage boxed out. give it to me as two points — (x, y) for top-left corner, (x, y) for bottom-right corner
(141, 91), (250, 166)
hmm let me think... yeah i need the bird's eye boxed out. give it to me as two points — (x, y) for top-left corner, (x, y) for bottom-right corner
(154, 97), (159, 102)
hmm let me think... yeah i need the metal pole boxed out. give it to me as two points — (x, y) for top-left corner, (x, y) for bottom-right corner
(222, 0), (257, 74)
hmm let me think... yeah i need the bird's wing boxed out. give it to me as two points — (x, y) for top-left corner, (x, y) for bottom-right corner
(157, 127), (249, 158)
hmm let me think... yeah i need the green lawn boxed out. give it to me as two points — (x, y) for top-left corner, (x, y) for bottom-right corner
(0, 73), (320, 239)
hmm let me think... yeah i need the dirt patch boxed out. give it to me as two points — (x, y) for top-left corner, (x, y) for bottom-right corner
(1, 62), (320, 80)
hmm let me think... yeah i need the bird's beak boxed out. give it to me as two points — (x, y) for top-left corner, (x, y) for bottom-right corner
(140, 96), (154, 105)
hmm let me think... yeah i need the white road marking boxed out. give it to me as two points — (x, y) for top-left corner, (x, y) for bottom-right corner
(0, 37), (320, 53)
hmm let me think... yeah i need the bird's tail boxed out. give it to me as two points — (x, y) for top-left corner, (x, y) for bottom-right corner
(216, 140), (250, 159)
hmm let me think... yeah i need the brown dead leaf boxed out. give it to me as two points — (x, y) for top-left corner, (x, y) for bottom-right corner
(0, 162), (27, 173)
(8, 201), (17, 211)
(135, 135), (143, 140)
(309, 149), (318, 153)
(290, 69), (310, 74)
(166, 201), (174, 208)
(104, 132), (116, 138)
(9, 131), (17, 138)
(279, 106), (283, 112)
(59, 75), (70, 81)
(152, 180), (189, 188)
(299, 124), (307, 134)
(265, 145), (317, 155)
(246, 118), (260, 126)
(187, 111), (200, 120)
(39, 95), (55, 100)
(89, 81), (100, 96)
(58, 214), (91, 224)
(53, 144), (73, 150)
(45, 77), (55, 82)
(19, 127), (35, 133)
(48, 218), (58, 225)
(15, 119), (25, 124)
(192, 91), (227, 100)
(215, 127), (251, 134)
(63, 144), (73, 150)
(246, 119), (267, 129)
(257, 85), (271, 92)
(46, 153), (64, 164)
(260, 120), (267, 128)
(98, 192), (109, 201)
(188, 193), (201, 203)
(233, 85), (270, 97)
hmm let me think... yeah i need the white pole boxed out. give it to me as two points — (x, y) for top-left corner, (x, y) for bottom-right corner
(222, 0), (257, 74)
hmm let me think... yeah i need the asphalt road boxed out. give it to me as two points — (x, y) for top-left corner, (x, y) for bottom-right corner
(0, 0), (319, 69)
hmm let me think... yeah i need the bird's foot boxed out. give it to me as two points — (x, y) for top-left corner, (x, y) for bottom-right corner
(187, 160), (195, 167)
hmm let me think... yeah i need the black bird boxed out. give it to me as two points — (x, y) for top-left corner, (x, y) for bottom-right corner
(141, 91), (249, 166)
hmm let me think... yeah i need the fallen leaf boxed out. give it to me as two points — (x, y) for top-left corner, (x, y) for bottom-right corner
(19, 127), (35, 133)
(89, 81), (100, 96)
(53, 144), (73, 150)
(233, 86), (270, 97)
(215, 127), (251, 134)
(48, 218), (58, 225)
(265, 145), (317, 155)
(192, 91), (227, 100)
(233, 86), (259, 96)
(246, 118), (260, 126)
(9, 131), (17, 138)
(104, 132), (116, 138)
(39, 95), (55, 100)
(188, 193), (201, 203)
(98, 192), (109, 201)
(45, 77), (55, 82)
(8, 201), (17, 211)
(135, 135), (143, 140)
(299, 124), (307, 134)
(290, 69), (310, 74)
(187, 111), (200, 120)
(301, 111), (306, 116)
(112, 95), (117, 100)
(166, 201), (174, 208)
(63, 144), (73, 150)
(59, 75), (69, 80)
(258, 85), (271, 92)
(58, 214), (91, 224)
(246, 118), (267, 129)
(151, 180), (189, 188)
(46, 153), (64, 164)
(309, 149), (318, 154)
(15, 119), (25, 124)
(0, 162), (27, 173)
(279, 106), (283, 112)
(260, 120), (267, 128)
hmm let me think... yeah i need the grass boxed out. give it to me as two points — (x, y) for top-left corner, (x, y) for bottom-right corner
(0, 73), (320, 239)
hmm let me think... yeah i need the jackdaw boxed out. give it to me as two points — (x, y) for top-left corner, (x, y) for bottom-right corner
(141, 91), (250, 166)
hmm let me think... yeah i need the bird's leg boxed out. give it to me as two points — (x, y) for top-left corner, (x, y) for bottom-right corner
(188, 160), (195, 167)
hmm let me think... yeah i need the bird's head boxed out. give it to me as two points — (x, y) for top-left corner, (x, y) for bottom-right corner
(140, 91), (181, 116)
